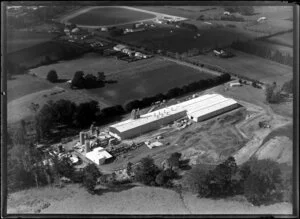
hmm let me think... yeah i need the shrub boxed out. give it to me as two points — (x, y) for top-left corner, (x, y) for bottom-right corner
(47, 70), (58, 83)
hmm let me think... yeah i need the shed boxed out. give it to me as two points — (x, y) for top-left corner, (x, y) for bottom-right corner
(85, 147), (113, 165)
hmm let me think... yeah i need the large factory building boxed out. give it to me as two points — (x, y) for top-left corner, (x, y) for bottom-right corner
(109, 94), (240, 140)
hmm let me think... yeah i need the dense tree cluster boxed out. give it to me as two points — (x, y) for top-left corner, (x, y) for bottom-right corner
(281, 79), (293, 94)
(183, 157), (286, 206)
(83, 164), (101, 194)
(133, 154), (180, 187)
(223, 6), (255, 15)
(124, 73), (231, 112)
(46, 70), (58, 83)
(177, 22), (198, 32)
(71, 71), (106, 89)
(231, 40), (293, 67)
(34, 99), (100, 140)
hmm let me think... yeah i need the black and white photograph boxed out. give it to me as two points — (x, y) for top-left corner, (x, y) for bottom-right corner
(1, 1), (299, 217)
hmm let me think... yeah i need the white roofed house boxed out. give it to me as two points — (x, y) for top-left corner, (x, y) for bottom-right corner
(85, 147), (113, 165)
(113, 44), (127, 51)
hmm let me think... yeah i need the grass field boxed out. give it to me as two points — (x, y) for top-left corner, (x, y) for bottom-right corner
(7, 30), (57, 54)
(264, 32), (293, 47)
(189, 50), (293, 85)
(30, 53), (214, 105)
(7, 74), (54, 102)
(7, 184), (292, 214)
(116, 24), (260, 53)
(68, 7), (156, 26)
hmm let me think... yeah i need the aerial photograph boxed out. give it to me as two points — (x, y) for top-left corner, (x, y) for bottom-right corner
(2, 1), (297, 216)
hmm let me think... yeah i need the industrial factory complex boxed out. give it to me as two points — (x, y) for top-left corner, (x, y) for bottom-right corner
(109, 94), (240, 140)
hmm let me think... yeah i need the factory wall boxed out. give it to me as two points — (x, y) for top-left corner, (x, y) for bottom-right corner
(190, 103), (240, 122)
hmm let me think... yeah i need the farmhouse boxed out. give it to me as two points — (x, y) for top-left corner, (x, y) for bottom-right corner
(109, 94), (240, 139)
(85, 147), (113, 165)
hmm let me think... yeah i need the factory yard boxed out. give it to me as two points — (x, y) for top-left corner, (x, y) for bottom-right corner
(29, 53), (214, 106)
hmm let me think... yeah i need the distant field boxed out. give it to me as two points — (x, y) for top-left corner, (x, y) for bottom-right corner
(67, 7), (156, 26)
(116, 24), (260, 53)
(189, 50), (293, 84)
(7, 30), (56, 53)
(252, 40), (293, 56)
(265, 32), (293, 47)
(30, 53), (213, 106)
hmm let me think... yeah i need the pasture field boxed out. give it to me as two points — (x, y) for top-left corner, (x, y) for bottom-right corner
(67, 7), (156, 26)
(264, 32), (293, 47)
(29, 53), (214, 106)
(116, 24), (260, 53)
(251, 40), (293, 56)
(7, 30), (57, 53)
(189, 50), (293, 85)
(7, 74), (54, 102)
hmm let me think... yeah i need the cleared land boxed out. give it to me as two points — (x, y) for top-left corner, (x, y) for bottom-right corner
(7, 30), (57, 53)
(67, 7), (156, 27)
(266, 32), (293, 47)
(29, 53), (214, 105)
(189, 50), (293, 85)
(7, 184), (292, 214)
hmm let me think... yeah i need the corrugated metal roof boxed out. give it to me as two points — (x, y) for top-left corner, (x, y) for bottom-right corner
(110, 94), (238, 134)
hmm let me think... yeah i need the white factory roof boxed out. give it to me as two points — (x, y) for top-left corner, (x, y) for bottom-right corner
(110, 94), (238, 133)
(86, 147), (112, 164)
(110, 104), (187, 133)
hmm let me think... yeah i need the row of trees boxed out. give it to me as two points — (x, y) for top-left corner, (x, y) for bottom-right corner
(231, 40), (293, 67)
(124, 73), (231, 112)
(220, 15), (245, 22)
(183, 157), (286, 206)
(223, 6), (255, 16)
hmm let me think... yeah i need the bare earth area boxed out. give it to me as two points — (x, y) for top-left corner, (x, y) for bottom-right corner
(7, 184), (292, 214)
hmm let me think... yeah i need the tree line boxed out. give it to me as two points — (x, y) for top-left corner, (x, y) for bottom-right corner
(182, 156), (289, 206)
(231, 40), (293, 67)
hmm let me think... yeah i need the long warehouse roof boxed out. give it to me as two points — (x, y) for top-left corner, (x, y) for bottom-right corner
(110, 94), (238, 133)
(110, 104), (186, 133)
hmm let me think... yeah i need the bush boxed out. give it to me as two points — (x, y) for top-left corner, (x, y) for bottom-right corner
(244, 159), (283, 206)
(134, 157), (160, 186)
(83, 163), (101, 194)
(47, 70), (58, 83)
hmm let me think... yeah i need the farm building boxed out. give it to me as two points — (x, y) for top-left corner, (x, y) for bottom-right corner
(85, 147), (113, 165)
(109, 94), (240, 139)
(113, 44), (127, 51)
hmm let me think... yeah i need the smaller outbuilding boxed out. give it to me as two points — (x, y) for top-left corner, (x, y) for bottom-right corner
(113, 44), (127, 51)
(85, 147), (113, 165)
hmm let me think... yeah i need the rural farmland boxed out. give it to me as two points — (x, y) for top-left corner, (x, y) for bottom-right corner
(29, 53), (214, 105)
(189, 49), (293, 85)
(67, 7), (156, 27)
(7, 30), (57, 53)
